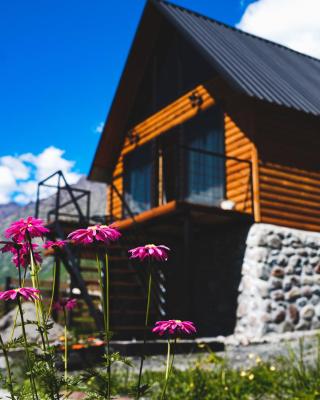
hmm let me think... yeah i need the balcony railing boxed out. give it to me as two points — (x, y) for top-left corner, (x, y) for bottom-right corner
(110, 145), (254, 219)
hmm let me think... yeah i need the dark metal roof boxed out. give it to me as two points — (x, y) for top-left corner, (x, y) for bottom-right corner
(154, 0), (320, 116)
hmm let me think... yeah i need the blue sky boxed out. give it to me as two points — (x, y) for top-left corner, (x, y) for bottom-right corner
(0, 0), (318, 203)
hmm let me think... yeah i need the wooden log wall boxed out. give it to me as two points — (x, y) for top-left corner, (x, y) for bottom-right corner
(108, 83), (216, 218)
(259, 162), (320, 232)
(224, 114), (253, 214)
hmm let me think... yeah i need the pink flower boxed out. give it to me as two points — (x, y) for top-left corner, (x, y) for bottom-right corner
(1, 241), (42, 268)
(53, 298), (77, 311)
(128, 244), (170, 262)
(12, 243), (42, 268)
(5, 216), (49, 242)
(0, 241), (22, 254)
(43, 240), (67, 249)
(68, 224), (121, 245)
(0, 287), (40, 302)
(152, 320), (196, 336)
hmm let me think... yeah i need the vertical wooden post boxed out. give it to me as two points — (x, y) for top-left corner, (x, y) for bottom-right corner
(251, 142), (261, 222)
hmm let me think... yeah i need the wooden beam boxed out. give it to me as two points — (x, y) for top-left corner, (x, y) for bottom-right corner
(251, 142), (261, 222)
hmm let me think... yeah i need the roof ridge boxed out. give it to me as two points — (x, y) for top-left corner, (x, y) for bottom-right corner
(153, 0), (320, 64)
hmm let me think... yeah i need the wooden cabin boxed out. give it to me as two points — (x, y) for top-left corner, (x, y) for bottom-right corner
(44, 0), (320, 339)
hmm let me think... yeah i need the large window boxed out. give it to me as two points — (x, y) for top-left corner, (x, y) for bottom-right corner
(124, 143), (152, 215)
(184, 107), (225, 205)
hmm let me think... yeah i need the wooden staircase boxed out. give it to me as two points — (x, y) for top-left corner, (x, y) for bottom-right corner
(36, 171), (167, 339)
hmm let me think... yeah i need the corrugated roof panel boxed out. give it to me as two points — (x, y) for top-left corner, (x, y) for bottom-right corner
(155, 0), (320, 116)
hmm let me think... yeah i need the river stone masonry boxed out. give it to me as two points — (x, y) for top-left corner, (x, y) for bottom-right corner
(235, 223), (320, 340)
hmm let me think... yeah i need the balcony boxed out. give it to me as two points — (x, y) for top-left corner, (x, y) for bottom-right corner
(109, 145), (254, 225)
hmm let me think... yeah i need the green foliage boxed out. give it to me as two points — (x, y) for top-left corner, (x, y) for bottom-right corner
(8, 338), (320, 399)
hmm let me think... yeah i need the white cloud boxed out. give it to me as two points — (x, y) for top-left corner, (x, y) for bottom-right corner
(237, 0), (320, 58)
(0, 166), (17, 204)
(95, 122), (104, 134)
(0, 146), (82, 205)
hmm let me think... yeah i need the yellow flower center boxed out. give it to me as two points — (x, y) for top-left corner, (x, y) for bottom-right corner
(88, 225), (99, 231)
(174, 320), (182, 323)
(145, 244), (156, 248)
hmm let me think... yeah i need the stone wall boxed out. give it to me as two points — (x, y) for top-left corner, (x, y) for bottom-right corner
(235, 223), (320, 341)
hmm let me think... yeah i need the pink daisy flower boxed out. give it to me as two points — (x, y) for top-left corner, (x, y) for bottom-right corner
(128, 244), (170, 262)
(43, 240), (67, 250)
(5, 216), (49, 242)
(152, 320), (197, 336)
(53, 298), (77, 311)
(0, 241), (22, 254)
(0, 287), (40, 302)
(12, 243), (42, 268)
(67, 224), (121, 245)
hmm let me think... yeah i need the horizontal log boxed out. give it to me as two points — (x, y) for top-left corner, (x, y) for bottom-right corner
(226, 176), (251, 190)
(227, 185), (251, 198)
(261, 199), (320, 219)
(261, 216), (320, 233)
(261, 190), (320, 209)
(260, 190), (319, 209)
(262, 207), (320, 225)
(225, 132), (247, 147)
(226, 167), (251, 181)
(225, 138), (251, 153)
(228, 190), (252, 202)
(226, 162), (251, 175)
(124, 90), (212, 141)
(260, 183), (320, 203)
(225, 125), (242, 138)
(262, 161), (320, 180)
(226, 150), (252, 161)
(260, 165), (320, 188)
(260, 175), (320, 195)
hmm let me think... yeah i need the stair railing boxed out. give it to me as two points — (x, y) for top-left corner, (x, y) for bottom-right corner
(35, 170), (90, 224)
(110, 182), (167, 318)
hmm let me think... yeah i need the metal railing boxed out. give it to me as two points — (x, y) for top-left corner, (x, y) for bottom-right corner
(110, 183), (167, 319)
(35, 170), (91, 224)
(111, 145), (253, 217)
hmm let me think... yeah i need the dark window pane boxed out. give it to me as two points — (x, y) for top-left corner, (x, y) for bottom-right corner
(184, 107), (225, 205)
(124, 144), (152, 215)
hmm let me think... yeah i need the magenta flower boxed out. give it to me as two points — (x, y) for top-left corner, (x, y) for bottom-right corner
(12, 243), (42, 268)
(5, 216), (49, 242)
(152, 320), (196, 336)
(53, 298), (77, 312)
(43, 240), (67, 250)
(68, 224), (121, 245)
(128, 244), (170, 262)
(1, 241), (41, 268)
(0, 241), (22, 254)
(0, 287), (40, 302)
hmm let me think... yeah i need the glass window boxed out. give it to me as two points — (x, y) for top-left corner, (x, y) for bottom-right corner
(184, 107), (225, 206)
(124, 144), (152, 215)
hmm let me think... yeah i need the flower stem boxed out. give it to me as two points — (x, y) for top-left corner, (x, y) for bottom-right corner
(105, 252), (111, 400)
(96, 252), (111, 400)
(0, 334), (15, 400)
(10, 267), (27, 342)
(47, 260), (57, 321)
(161, 338), (176, 400)
(136, 265), (152, 399)
(63, 308), (68, 381)
(17, 297), (39, 400)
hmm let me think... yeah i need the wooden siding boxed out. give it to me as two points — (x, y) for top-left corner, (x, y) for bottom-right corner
(107, 84), (216, 218)
(259, 162), (320, 232)
(225, 114), (253, 215)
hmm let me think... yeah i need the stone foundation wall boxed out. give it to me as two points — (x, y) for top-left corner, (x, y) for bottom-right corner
(235, 223), (320, 340)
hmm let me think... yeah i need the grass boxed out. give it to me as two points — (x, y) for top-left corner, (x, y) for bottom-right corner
(58, 337), (320, 399)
